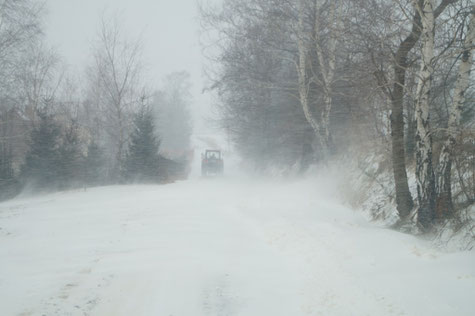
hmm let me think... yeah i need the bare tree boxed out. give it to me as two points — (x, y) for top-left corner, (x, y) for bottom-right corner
(368, 0), (457, 221)
(297, 0), (322, 154)
(15, 42), (62, 120)
(0, 0), (45, 178)
(86, 14), (145, 179)
(311, 0), (343, 154)
(0, 0), (44, 114)
(413, 0), (437, 230)
(0, 0), (43, 70)
(436, 7), (475, 218)
(296, 0), (345, 159)
(152, 71), (193, 158)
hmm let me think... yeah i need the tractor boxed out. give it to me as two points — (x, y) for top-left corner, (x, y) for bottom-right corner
(201, 150), (224, 176)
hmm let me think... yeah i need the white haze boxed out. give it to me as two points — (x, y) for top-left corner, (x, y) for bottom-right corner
(45, 0), (213, 134)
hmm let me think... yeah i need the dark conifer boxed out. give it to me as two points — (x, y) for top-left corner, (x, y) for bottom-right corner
(57, 121), (83, 189)
(21, 111), (61, 190)
(124, 107), (160, 182)
(0, 144), (19, 200)
(84, 141), (106, 186)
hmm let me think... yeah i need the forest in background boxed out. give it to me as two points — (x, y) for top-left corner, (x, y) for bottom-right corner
(0, 0), (193, 200)
(200, 0), (474, 234)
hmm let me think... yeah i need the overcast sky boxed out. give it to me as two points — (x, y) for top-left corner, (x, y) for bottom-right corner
(44, 0), (214, 133)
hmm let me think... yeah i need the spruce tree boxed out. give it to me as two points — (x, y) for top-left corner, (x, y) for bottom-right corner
(84, 141), (106, 186)
(21, 111), (61, 190)
(0, 144), (19, 200)
(124, 107), (160, 182)
(57, 121), (83, 189)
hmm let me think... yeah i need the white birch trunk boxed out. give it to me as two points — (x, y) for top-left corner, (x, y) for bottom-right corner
(436, 9), (475, 218)
(313, 0), (340, 152)
(414, 0), (436, 230)
(297, 0), (327, 158)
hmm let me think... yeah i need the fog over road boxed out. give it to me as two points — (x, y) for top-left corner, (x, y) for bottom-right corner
(1, 176), (474, 316)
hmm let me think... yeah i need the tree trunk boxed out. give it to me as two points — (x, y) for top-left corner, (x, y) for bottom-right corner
(436, 9), (475, 219)
(320, 91), (333, 152)
(297, 0), (327, 159)
(405, 102), (417, 160)
(390, 11), (422, 220)
(414, 0), (436, 231)
(387, 0), (455, 221)
(313, 0), (339, 155)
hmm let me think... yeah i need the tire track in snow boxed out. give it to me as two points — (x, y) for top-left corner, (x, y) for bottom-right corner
(202, 274), (242, 316)
(20, 259), (115, 316)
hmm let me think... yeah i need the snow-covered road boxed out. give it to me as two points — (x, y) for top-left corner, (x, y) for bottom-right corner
(1, 177), (474, 315)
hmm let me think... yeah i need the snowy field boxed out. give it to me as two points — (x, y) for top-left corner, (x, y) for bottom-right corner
(1, 175), (474, 315)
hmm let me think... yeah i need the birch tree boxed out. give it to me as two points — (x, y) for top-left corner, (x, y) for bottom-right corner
(297, 0), (325, 155)
(310, 0), (342, 154)
(15, 43), (62, 121)
(87, 14), (145, 178)
(436, 7), (475, 217)
(296, 0), (343, 160)
(369, 0), (456, 221)
(413, 0), (437, 230)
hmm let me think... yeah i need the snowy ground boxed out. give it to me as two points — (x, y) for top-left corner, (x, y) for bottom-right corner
(1, 175), (474, 316)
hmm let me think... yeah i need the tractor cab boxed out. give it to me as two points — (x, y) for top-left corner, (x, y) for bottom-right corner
(201, 150), (224, 176)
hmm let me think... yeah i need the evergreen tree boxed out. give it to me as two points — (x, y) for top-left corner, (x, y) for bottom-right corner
(0, 143), (19, 200)
(57, 121), (83, 189)
(124, 107), (161, 182)
(84, 141), (106, 186)
(21, 111), (61, 190)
